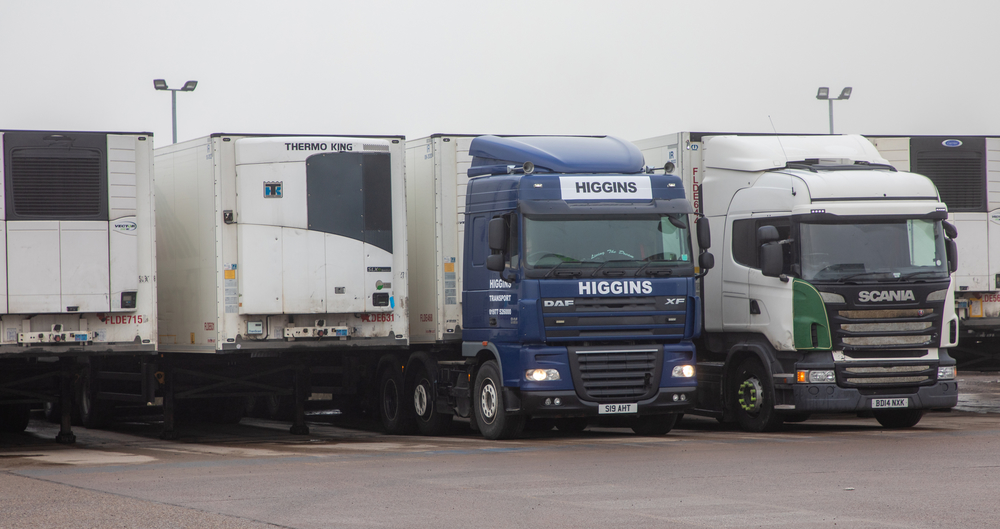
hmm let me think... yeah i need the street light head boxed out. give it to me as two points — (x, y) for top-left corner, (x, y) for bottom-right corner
(181, 80), (198, 92)
(816, 87), (830, 100)
(838, 87), (852, 100)
(153, 79), (168, 90)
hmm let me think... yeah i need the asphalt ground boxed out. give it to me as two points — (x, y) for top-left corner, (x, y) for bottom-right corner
(1, 372), (998, 528)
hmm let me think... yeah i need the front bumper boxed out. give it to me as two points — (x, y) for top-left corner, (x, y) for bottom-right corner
(520, 386), (696, 418)
(792, 380), (958, 412)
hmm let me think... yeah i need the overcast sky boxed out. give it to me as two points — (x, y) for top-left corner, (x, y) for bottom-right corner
(2, 1), (997, 146)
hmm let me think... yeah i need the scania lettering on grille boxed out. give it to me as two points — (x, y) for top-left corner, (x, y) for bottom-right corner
(858, 290), (915, 303)
(579, 280), (653, 295)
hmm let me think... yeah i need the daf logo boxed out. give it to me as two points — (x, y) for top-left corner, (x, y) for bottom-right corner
(858, 290), (916, 303)
(543, 299), (575, 307)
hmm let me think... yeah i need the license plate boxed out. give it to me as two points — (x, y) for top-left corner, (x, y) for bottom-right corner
(871, 398), (908, 409)
(599, 403), (637, 414)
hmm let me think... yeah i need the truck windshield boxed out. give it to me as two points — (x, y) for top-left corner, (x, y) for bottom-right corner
(799, 220), (949, 282)
(523, 215), (693, 278)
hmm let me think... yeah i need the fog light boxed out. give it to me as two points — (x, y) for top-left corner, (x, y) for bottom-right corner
(671, 365), (695, 378)
(544, 398), (552, 406)
(553, 398), (562, 405)
(938, 366), (956, 380)
(672, 394), (679, 402)
(808, 370), (836, 383)
(525, 369), (561, 381)
(680, 394), (687, 401)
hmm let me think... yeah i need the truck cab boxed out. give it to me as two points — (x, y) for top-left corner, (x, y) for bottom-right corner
(457, 135), (707, 438)
(692, 135), (960, 430)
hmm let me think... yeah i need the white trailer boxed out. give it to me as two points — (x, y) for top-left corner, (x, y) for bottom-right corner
(0, 130), (157, 441)
(152, 134), (408, 436)
(867, 136), (1000, 368)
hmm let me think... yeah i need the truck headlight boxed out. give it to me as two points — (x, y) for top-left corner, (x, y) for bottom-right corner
(938, 366), (956, 380)
(671, 365), (695, 378)
(797, 370), (835, 383)
(525, 369), (561, 382)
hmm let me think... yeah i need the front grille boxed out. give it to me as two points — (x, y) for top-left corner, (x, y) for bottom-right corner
(567, 346), (663, 402)
(831, 308), (939, 351)
(9, 152), (104, 219)
(570, 296), (659, 312)
(835, 362), (937, 388)
(541, 295), (687, 340)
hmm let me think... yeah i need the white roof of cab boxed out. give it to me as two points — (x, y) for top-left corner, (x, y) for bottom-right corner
(703, 134), (889, 172)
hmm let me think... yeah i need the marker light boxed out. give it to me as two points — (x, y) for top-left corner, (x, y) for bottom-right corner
(526, 369), (561, 382)
(938, 366), (956, 380)
(671, 365), (695, 378)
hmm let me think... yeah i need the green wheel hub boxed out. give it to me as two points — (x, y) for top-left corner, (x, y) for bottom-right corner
(738, 377), (763, 413)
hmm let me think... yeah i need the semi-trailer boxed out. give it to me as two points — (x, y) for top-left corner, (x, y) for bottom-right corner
(867, 136), (1000, 369)
(389, 134), (706, 439)
(0, 130), (157, 442)
(637, 132), (960, 431)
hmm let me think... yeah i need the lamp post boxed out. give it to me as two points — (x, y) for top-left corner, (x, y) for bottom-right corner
(815, 86), (852, 134)
(153, 79), (198, 144)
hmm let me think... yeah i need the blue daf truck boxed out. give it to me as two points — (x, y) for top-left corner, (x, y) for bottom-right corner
(386, 135), (713, 439)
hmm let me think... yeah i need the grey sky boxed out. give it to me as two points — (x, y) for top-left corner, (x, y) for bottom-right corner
(2, 0), (996, 145)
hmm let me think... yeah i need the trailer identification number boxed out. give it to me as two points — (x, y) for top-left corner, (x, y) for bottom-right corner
(361, 313), (394, 322)
(871, 398), (908, 409)
(101, 315), (147, 325)
(599, 403), (637, 414)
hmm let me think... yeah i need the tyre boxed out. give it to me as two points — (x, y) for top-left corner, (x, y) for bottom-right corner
(731, 357), (782, 432)
(379, 364), (415, 435)
(0, 404), (31, 433)
(553, 417), (588, 433)
(412, 364), (449, 436)
(631, 413), (679, 436)
(782, 412), (811, 423)
(874, 409), (924, 428)
(474, 361), (524, 440)
(78, 366), (111, 429)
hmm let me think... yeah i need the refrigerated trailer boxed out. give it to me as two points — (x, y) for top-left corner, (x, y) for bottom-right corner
(150, 133), (408, 437)
(867, 136), (1000, 368)
(0, 130), (157, 441)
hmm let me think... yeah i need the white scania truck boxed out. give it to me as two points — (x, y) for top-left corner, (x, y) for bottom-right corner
(867, 136), (1000, 369)
(637, 133), (960, 431)
(0, 130), (157, 441)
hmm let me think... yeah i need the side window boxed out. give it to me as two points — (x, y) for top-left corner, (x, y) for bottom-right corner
(731, 217), (793, 273)
(472, 216), (486, 266)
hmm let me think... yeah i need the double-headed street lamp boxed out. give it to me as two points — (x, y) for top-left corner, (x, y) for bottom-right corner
(153, 79), (198, 144)
(816, 86), (852, 134)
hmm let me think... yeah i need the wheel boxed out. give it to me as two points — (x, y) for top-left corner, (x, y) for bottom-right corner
(43, 401), (61, 424)
(783, 412), (811, 423)
(874, 409), (924, 428)
(474, 361), (524, 440)
(378, 364), (415, 435)
(554, 417), (588, 433)
(0, 404), (31, 433)
(412, 364), (449, 436)
(731, 358), (782, 432)
(631, 413), (679, 436)
(78, 366), (111, 429)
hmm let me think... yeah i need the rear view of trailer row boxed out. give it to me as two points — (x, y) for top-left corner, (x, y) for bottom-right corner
(0, 129), (963, 441)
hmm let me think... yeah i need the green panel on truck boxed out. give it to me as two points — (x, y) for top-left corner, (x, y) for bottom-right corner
(792, 279), (832, 350)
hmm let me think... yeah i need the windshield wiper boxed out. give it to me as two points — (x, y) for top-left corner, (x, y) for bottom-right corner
(635, 260), (677, 277)
(834, 271), (892, 283)
(543, 260), (591, 278)
(898, 270), (949, 281)
(590, 259), (635, 277)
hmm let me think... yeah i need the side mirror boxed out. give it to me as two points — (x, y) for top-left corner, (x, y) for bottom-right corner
(943, 220), (958, 239)
(946, 238), (958, 273)
(760, 242), (783, 277)
(696, 216), (711, 250)
(486, 253), (506, 272)
(488, 217), (507, 252)
(757, 225), (779, 244)
(699, 252), (715, 271)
